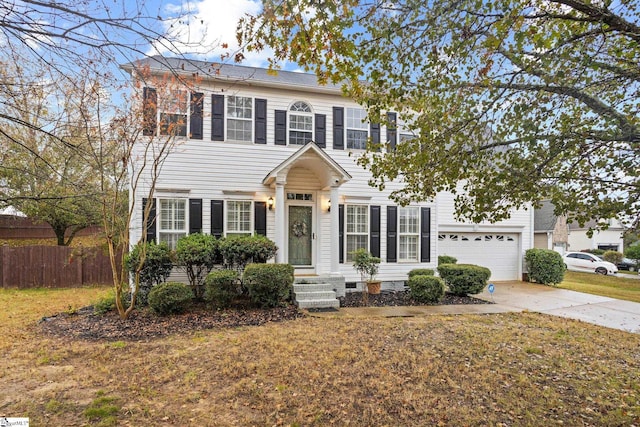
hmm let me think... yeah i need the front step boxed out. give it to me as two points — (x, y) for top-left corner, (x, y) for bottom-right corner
(293, 280), (340, 309)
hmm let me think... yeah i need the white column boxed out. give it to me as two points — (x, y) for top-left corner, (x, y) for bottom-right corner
(275, 179), (286, 263)
(330, 184), (340, 275)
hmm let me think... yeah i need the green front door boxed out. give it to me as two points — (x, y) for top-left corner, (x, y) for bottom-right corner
(288, 205), (312, 266)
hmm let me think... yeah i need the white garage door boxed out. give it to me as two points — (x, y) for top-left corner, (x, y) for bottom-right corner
(438, 233), (520, 281)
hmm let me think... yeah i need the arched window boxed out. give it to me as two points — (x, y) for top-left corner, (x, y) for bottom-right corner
(289, 101), (313, 145)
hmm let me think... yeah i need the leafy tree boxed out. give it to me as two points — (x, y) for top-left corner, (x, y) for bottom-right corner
(625, 245), (640, 266)
(239, 0), (640, 229)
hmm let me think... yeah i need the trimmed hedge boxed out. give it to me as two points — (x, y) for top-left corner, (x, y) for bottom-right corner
(603, 250), (623, 265)
(220, 235), (278, 272)
(408, 268), (435, 278)
(204, 269), (241, 308)
(437, 263), (490, 296)
(125, 241), (173, 306)
(148, 282), (193, 315)
(438, 255), (457, 265)
(175, 233), (220, 299)
(408, 275), (445, 303)
(524, 248), (565, 285)
(244, 263), (294, 308)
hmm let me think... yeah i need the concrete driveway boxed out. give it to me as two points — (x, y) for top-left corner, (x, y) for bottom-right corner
(479, 281), (640, 334)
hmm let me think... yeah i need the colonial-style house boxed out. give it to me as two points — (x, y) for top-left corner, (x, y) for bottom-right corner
(534, 201), (569, 255)
(122, 56), (533, 307)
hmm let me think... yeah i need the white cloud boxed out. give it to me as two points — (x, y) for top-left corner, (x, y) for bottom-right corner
(148, 0), (273, 67)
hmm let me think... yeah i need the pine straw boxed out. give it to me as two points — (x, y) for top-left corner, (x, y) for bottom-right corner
(1, 287), (639, 426)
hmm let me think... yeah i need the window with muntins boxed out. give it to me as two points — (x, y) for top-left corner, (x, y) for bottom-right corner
(346, 205), (369, 261)
(159, 89), (188, 137)
(226, 200), (252, 236)
(346, 108), (368, 149)
(399, 207), (419, 261)
(159, 198), (187, 249)
(289, 101), (313, 145)
(227, 96), (253, 142)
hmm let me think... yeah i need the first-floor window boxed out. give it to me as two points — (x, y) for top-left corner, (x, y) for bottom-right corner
(159, 198), (187, 249)
(399, 207), (419, 261)
(346, 205), (369, 261)
(227, 200), (252, 236)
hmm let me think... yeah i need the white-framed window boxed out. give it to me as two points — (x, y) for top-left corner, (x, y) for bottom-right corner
(289, 101), (313, 145)
(227, 96), (253, 142)
(398, 207), (419, 261)
(159, 198), (187, 249)
(346, 204), (369, 261)
(159, 89), (188, 137)
(346, 108), (368, 150)
(226, 200), (253, 237)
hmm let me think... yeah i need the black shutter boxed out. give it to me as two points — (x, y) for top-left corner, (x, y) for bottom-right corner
(387, 112), (397, 150)
(255, 201), (267, 236)
(190, 92), (204, 139)
(142, 87), (157, 136)
(142, 197), (156, 243)
(333, 107), (344, 150)
(211, 200), (224, 238)
(370, 122), (380, 146)
(211, 94), (224, 141)
(255, 98), (267, 144)
(421, 207), (431, 263)
(387, 205), (397, 263)
(370, 205), (381, 258)
(315, 114), (326, 148)
(275, 110), (287, 145)
(189, 199), (202, 234)
(339, 204), (345, 264)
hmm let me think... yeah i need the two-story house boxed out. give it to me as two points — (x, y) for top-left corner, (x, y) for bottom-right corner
(122, 56), (533, 300)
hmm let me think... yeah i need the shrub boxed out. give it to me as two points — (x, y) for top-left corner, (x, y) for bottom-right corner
(220, 235), (278, 273)
(204, 269), (241, 308)
(147, 282), (193, 315)
(408, 275), (445, 303)
(93, 290), (130, 315)
(125, 241), (173, 306)
(603, 250), (623, 265)
(244, 263), (294, 308)
(625, 245), (640, 264)
(584, 248), (606, 255)
(437, 263), (491, 296)
(438, 255), (457, 265)
(408, 268), (435, 278)
(174, 233), (220, 299)
(524, 249), (565, 285)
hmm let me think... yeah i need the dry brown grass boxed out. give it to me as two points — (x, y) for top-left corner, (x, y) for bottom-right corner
(1, 287), (639, 426)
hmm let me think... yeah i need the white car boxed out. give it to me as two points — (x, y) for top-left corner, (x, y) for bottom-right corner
(563, 252), (618, 275)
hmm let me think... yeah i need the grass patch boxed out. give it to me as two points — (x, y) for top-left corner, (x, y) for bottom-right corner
(1, 287), (639, 426)
(559, 271), (640, 302)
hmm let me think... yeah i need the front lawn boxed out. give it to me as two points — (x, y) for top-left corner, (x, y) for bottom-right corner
(1, 286), (639, 426)
(559, 270), (640, 303)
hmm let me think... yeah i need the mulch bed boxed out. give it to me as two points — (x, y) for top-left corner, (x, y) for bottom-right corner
(39, 290), (491, 341)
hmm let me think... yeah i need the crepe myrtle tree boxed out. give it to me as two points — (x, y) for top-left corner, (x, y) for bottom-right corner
(239, 0), (640, 230)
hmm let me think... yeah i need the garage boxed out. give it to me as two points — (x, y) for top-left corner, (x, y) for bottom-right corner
(437, 233), (521, 281)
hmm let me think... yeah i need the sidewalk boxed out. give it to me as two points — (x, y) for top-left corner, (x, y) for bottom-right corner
(309, 281), (640, 334)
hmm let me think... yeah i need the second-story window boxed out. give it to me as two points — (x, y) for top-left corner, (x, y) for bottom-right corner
(289, 101), (313, 145)
(159, 89), (187, 137)
(227, 96), (253, 142)
(346, 108), (368, 150)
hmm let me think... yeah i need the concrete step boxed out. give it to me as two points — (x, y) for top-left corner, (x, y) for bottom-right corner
(295, 290), (337, 301)
(297, 298), (340, 309)
(293, 283), (335, 293)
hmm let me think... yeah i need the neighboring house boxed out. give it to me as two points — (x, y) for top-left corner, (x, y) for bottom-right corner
(568, 218), (625, 252)
(122, 56), (533, 299)
(533, 201), (569, 255)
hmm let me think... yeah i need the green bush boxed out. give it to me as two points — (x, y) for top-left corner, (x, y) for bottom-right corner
(438, 255), (457, 265)
(147, 282), (193, 315)
(437, 263), (491, 296)
(220, 235), (278, 273)
(408, 275), (445, 303)
(585, 248), (606, 255)
(125, 241), (173, 306)
(93, 290), (130, 315)
(174, 233), (220, 299)
(524, 248), (565, 285)
(408, 268), (435, 278)
(625, 245), (640, 264)
(244, 263), (294, 308)
(204, 269), (241, 308)
(602, 250), (623, 265)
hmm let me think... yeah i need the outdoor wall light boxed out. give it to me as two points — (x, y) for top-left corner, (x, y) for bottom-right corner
(268, 196), (274, 211)
(327, 199), (331, 212)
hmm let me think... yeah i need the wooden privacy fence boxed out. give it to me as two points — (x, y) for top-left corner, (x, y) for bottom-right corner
(0, 246), (122, 288)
